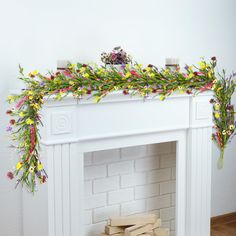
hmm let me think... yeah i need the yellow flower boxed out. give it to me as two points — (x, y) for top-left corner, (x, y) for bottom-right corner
(19, 112), (25, 117)
(97, 68), (105, 75)
(217, 87), (222, 92)
(146, 67), (152, 72)
(229, 125), (235, 130)
(29, 96), (33, 100)
(32, 70), (38, 75)
(159, 95), (166, 101)
(69, 81), (75, 85)
(188, 73), (194, 79)
(93, 96), (101, 103)
(149, 73), (155, 78)
(28, 91), (33, 95)
(187, 66), (193, 71)
(125, 72), (131, 78)
(26, 118), (34, 125)
(214, 112), (220, 119)
(125, 64), (130, 70)
(16, 162), (22, 170)
(214, 103), (220, 110)
(208, 71), (212, 78)
(33, 103), (40, 110)
(199, 62), (206, 70)
(80, 67), (86, 73)
(136, 64), (142, 69)
(37, 163), (43, 171)
(84, 73), (90, 78)
(8, 96), (15, 103)
(69, 64), (76, 69)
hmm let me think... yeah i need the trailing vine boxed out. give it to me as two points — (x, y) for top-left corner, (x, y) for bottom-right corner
(6, 57), (236, 192)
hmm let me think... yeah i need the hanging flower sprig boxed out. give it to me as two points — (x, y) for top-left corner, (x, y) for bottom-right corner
(6, 57), (235, 192)
(211, 71), (236, 168)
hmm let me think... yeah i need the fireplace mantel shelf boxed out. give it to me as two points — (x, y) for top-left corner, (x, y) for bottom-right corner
(23, 91), (213, 236)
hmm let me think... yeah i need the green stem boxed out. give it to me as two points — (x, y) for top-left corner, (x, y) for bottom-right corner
(217, 148), (225, 169)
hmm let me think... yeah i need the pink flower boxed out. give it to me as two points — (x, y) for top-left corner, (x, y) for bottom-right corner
(197, 72), (205, 76)
(16, 96), (28, 109)
(63, 70), (74, 78)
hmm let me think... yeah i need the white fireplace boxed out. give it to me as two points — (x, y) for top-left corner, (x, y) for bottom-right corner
(22, 91), (213, 236)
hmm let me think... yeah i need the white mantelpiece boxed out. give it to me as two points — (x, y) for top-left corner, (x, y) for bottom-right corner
(24, 91), (213, 236)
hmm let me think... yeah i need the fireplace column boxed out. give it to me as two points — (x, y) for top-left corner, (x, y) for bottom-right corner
(186, 95), (213, 236)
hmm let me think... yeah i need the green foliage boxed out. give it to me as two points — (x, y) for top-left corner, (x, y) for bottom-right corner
(6, 58), (236, 192)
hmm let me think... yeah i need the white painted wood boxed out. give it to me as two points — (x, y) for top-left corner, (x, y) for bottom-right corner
(186, 127), (212, 236)
(30, 91), (213, 236)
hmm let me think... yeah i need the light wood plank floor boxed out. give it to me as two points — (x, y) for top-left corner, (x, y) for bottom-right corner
(211, 218), (236, 236)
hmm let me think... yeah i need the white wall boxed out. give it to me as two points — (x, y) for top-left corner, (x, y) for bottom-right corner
(0, 0), (236, 235)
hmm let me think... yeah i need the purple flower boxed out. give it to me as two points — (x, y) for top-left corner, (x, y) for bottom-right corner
(40, 81), (45, 87)
(184, 65), (189, 70)
(6, 126), (12, 132)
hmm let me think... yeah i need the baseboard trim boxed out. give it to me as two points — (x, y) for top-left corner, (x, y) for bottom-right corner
(211, 212), (236, 225)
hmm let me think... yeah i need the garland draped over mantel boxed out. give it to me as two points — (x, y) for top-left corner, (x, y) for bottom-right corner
(6, 57), (236, 192)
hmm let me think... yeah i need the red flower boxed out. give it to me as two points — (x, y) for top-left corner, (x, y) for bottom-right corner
(6, 110), (12, 115)
(123, 90), (129, 95)
(130, 70), (141, 77)
(7, 171), (14, 180)
(10, 119), (16, 125)
(42, 175), (47, 183)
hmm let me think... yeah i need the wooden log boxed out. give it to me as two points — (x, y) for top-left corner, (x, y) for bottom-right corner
(101, 233), (124, 236)
(124, 224), (153, 236)
(109, 214), (157, 227)
(153, 228), (169, 236)
(105, 225), (125, 235)
(152, 219), (161, 229)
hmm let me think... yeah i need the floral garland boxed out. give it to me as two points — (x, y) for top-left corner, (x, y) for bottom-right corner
(6, 57), (236, 192)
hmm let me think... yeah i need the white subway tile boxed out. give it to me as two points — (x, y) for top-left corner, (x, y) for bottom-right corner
(170, 231), (175, 236)
(84, 152), (93, 166)
(147, 142), (174, 155)
(171, 220), (175, 230)
(135, 156), (159, 172)
(171, 168), (176, 180)
(162, 221), (171, 228)
(135, 183), (159, 199)
(160, 181), (176, 195)
(160, 154), (176, 168)
(93, 149), (120, 164)
(108, 188), (134, 204)
(147, 195), (171, 211)
(148, 168), (171, 183)
(121, 145), (147, 160)
(160, 207), (175, 221)
(84, 181), (93, 197)
(85, 193), (107, 209)
(121, 199), (146, 215)
(171, 193), (176, 206)
(121, 172), (146, 188)
(84, 165), (107, 180)
(148, 209), (160, 218)
(108, 161), (134, 176)
(85, 221), (106, 236)
(84, 210), (92, 225)
(93, 205), (120, 223)
(93, 176), (119, 193)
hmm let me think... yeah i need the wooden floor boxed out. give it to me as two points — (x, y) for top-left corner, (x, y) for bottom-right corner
(211, 212), (236, 236)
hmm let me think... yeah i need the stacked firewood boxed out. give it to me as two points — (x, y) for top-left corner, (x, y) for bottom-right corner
(100, 214), (169, 236)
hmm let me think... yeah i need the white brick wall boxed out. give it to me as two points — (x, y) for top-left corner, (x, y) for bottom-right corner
(84, 142), (176, 236)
